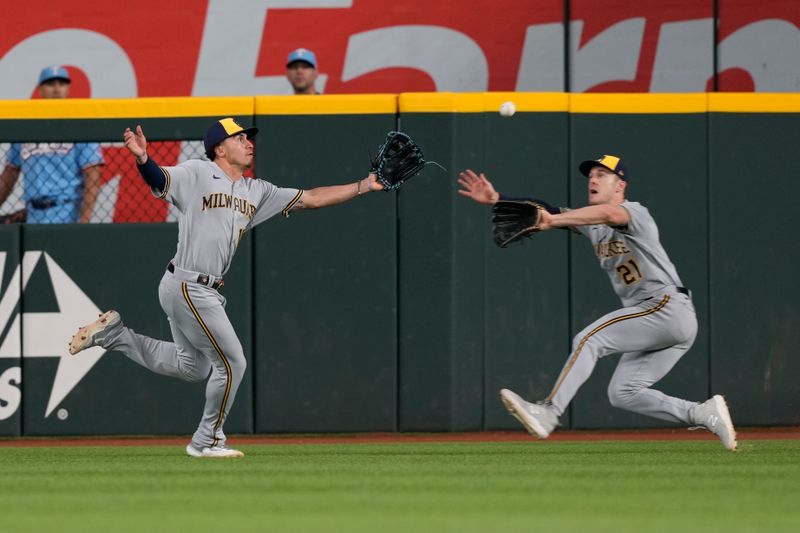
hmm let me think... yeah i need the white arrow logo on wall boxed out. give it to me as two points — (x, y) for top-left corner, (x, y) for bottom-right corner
(0, 251), (104, 417)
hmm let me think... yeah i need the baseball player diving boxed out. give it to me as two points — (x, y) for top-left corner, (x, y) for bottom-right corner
(68, 118), (389, 457)
(457, 155), (737, 451)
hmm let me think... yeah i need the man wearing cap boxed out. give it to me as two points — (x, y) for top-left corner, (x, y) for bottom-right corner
(68, 117), (383, 458)
(286, 48), (321, 95)
(457, 156), (737, 451)
(0, 66), (104, 223)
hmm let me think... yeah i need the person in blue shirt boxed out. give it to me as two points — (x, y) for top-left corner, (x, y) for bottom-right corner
(0, 66), (104, 223)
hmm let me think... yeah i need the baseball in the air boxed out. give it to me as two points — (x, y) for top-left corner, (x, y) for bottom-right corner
(499, 101), (516, 117)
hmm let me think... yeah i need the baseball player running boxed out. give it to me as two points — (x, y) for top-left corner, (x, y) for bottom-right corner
(69, 118), (385, 458)
(457, 155), (737, 451)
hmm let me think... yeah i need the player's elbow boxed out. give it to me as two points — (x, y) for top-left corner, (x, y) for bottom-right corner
(602, 205), (629, 226)
(299, 189), (323, 209)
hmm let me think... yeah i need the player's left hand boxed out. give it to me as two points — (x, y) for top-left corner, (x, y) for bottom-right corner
(537, 209), (554, 230)
(366, 172), (384, 191)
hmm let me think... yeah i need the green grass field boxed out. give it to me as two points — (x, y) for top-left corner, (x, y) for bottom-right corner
(1, 439), (798, 532)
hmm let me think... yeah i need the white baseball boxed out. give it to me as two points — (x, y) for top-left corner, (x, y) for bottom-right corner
(499, 101), (516, 117)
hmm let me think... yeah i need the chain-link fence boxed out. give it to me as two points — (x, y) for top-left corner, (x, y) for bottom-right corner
(0, 140), (224, 224)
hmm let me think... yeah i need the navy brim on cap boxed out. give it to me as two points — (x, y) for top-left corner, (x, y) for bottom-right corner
(204, 117), (258, 153)
(579, 154), (628, 181)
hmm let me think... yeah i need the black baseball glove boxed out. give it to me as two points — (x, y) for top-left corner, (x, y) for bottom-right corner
(370, 131), (427, 190)
(491, 200), (545, 248)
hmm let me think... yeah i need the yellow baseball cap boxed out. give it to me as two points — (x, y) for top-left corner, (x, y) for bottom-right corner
(203, 117), (258, 155)
(579, 154), (628, 181)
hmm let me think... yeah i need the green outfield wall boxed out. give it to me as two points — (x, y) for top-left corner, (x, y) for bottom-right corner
(0, 226), (21, 435)
(250, 96), (399, 433)
(0, 93), (797, 437)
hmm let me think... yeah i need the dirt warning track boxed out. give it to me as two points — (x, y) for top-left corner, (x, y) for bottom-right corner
(1, 427), (797, 447)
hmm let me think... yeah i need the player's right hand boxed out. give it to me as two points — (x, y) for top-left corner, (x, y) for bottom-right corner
(457, 169), (500, 205)
(123, 125), (148, 162)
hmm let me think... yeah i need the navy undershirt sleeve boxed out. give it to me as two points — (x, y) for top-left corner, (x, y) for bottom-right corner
(136, 156), (166, 191)
(498, 194), (561, 215)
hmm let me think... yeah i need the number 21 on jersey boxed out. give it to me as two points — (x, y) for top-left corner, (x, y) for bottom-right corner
(616, 258), (642, 285)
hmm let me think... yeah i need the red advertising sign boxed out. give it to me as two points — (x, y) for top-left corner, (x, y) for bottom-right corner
(0, 0), (797, 98)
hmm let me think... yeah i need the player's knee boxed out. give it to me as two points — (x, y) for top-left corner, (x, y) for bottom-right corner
(571, 333), (585, 352)
(607, 388), (626, 409)
(607, 381), (638, 409)
(233, 358), (246, 379)
(208, 350), (246, 382)
(571, 323), (598, 351)
(227, 352), (247, 380)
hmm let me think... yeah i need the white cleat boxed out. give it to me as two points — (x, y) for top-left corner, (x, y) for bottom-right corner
(500, 388), (559, 439)
(68, 310), (121, 355)
(691, 394), (738, 451)
(185, 443), (244, 458)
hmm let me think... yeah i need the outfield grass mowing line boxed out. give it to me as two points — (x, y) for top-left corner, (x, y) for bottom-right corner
(0, 440), (798, 533)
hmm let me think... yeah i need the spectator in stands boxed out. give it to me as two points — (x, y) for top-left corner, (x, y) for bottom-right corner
(286, 48), (321, 95)
(0, 66), (104, 223)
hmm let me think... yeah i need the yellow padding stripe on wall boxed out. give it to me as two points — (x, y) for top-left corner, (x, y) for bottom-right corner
(255, 94), (397, 115)
(0, 96), (255, 119)
(708, 93), (800, 112)
(399, 92), (569, 113)
(570, 93), (708, 114)
(1, 93), (799, 119)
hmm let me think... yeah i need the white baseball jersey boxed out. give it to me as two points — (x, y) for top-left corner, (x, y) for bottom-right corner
(576, 201), (684, 307)
(152, 159), (302, 277)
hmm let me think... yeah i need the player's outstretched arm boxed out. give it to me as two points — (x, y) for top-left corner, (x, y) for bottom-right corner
(541, 204), (629, 230)
(297, 173), (385, 209)
(457, 169), (500, 205)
